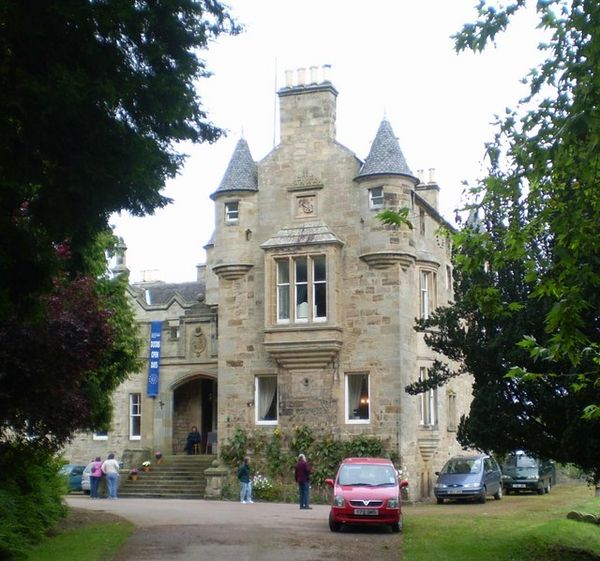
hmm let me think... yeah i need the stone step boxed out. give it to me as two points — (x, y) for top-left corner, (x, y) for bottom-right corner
(116, 455), (219, 499)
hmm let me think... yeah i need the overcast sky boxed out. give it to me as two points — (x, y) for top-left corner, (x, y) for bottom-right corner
(110, 0), (545, 284)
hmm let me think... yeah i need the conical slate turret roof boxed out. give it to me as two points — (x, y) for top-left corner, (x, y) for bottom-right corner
(210, 138), (257, 199)
(356, 119), (416, 180)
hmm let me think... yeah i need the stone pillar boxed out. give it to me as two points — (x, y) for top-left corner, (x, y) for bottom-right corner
(204, 461), (229, 499)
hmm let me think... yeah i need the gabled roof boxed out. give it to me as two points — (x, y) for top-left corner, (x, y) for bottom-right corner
(210, 138), (258, 199)
(130, 281), (205, 307)
(261, 222), (344, 249)
(356, 118), (417, 181)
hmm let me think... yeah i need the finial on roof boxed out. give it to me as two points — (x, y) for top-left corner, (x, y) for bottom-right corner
(356, 118), (417, 181)
(210, 137), (258, 199)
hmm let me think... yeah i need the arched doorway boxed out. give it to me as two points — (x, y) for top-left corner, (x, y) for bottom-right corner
(172, 376), (217, 454)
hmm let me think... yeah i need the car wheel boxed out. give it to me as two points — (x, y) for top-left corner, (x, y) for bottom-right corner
(84, 490), (90, 495)
(493, 485), (503, 500)
(436, 497), (444, 505)
(328, 513), (341, 532)
(391, 522), (401, 533)
(478, 487), (486, 503)
(537, 485), (544, 495)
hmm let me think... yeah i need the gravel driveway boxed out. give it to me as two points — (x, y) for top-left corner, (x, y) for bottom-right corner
(65, 497), (401, 561)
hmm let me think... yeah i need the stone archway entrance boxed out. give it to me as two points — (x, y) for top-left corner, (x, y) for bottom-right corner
(172, 377), (217, 455)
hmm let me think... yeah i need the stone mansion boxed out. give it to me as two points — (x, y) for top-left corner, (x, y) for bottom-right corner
(65, 66), (472, 500)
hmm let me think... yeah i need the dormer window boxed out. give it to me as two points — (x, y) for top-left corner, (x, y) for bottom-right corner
(225, 201), (239, 223)
(369, 187), (384, 210)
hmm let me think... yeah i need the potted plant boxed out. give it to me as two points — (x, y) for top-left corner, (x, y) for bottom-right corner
(142, 461), (151, 472)
(155, 451), (163, 464)
(129, 468), (139, 481)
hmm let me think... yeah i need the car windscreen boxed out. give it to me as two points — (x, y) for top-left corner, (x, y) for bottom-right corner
(502, 454), (539, 476)
(503, 454), (538, 469)
(338, 464), (397, 486)
(441, 458), (482, 475)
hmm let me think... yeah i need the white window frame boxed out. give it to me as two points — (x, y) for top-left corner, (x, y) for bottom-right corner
(447, 391), (457, 432)
(420, 270), (436, 319)
(418, 367), (437, 427)
(255, 376), (278, 425)
(93, 431), (108, 441)
(129, 393), (141, 440)
(275, 255), (327, 324)
(224, 201), (239, 223)
(369, 186), (384, 210)
(345, 372), (371, 424)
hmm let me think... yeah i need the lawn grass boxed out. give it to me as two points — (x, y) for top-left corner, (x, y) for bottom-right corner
(23, 518), (134, 561)
(402, 485), (600, 561)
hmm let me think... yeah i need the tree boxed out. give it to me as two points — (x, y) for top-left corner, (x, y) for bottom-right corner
(0, 232), (142, 451)
(400, 0), (600, 483)
(0, 0), (239, 319)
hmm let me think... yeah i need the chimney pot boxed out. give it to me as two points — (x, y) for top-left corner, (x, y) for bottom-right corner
(297, 67), (306, 86)
(322, 64), (332, 82)
(285, 69), (293, 88)
(428, 168), (436, 183)
(309, 65), (318, 84)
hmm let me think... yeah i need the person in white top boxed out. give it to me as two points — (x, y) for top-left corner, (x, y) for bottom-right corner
(101, 453), (120, 499)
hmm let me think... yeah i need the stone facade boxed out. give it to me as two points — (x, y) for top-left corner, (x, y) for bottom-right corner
(63, 67), (472, 501)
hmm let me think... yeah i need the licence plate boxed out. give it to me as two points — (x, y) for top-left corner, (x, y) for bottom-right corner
(354, 508), (379, 516)
(512, 484), (526, 488)
(448, 489), (462, 494)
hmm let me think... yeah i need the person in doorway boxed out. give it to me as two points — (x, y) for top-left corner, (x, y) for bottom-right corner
(101, 453), (120, 499)
(295, 453), (312, 509)
(89, 456), (103, 499)
(237, 457), (253, 504)
(184, 426), (201, 455)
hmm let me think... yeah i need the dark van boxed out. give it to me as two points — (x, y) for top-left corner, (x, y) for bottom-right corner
(501, 452), (554, 495)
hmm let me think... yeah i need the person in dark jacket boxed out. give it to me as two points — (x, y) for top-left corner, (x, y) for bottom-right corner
(184, 426), (201, 455)
(237, 456), (253, 503)
(295, 453), (312, 509)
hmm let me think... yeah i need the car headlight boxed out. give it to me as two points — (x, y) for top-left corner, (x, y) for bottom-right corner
(333, 495), (346, 507)
(462, 482), (479, 488)
(435, 483), (447, 489)
(527, 475), (539, 480)
(387, 498), (399, 509)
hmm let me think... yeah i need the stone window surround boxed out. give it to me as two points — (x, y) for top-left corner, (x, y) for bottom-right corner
(265, 249), (339, 328)
(255, 374), (278, 426)
(419, 267), (438, 320)
(418, 365), (438, 428)
(129, 392), (142, 440)
(344, 371), (371, 425)
(224, 200), (239, 223)
(368, 186), (384, 210)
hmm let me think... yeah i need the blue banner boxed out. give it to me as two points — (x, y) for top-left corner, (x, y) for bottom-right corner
(147, 320), (162, 397)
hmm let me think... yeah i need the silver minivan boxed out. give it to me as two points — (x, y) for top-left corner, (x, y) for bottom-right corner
(434, 454), (503, 504)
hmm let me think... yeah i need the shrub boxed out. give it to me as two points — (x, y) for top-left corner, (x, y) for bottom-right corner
(0, 443), (67, 560)
(220, 426), (395, 503)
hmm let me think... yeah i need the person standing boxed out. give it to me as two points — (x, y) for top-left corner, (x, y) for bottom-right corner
(89, 457), (103, 499)
(101, 453), (120, 499)
(237, 457), (253, 504)
(295, 453), (312, 509)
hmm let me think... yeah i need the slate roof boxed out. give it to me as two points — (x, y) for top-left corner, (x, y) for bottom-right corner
(130, 281), (204, 306)
(261, 222), (344, 249)
(210, 138), (257, 199)
(356, 118), (416, 180)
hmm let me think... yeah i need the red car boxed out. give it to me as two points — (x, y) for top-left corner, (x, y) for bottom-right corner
(325, 457), (408, 533)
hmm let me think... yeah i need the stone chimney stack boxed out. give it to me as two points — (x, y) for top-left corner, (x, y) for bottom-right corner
(278, 64), (338, 144)
(416, 167), (440, 210)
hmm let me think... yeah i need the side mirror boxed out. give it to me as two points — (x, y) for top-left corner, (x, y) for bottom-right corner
(325, 478), (334, 488)
(400, 479), (409, 489)
(434, 471), (440, 476)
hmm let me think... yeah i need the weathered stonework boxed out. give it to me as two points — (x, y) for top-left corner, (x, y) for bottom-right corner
(62, 68), (472, 501)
